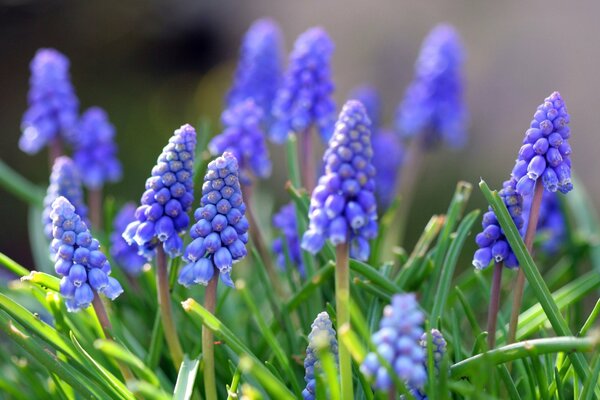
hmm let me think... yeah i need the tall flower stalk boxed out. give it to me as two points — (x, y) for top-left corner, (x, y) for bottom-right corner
(507, 91), (572, 344)
(178, 152), (249, 400)
(123, 124), (197, 368)
(302, 100), (378, 399)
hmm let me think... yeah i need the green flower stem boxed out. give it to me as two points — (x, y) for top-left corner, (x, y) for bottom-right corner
(0, 158), (43, 207)
(91, 296), (135, 381)
(508, 181), (544, 345)
(285, 135), (302, 190)
(202, 273), (218, 400)
(300, 129), (316, 191)
(241, 185), (286, 299)
(156, 246), (184, 370)
(487, 262), (503, 349)
(89, 187), (103, 231)
(451, 336), (598, 378)
(335, 241), (353, 400)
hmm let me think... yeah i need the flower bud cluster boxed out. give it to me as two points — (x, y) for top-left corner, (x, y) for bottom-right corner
(178, 152), (248, 288)
(50, 197), (122, 312)
(110, 203), (147, 276)
(302, 311), (338, 400)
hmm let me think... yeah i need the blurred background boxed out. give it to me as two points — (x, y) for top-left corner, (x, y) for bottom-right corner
(1, 0), (599, 268)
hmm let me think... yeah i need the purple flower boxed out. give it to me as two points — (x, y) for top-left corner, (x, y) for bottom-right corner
(178, 152), (248, 288)
(360, 294), (427, 392)
(302, 311), (338, 400)
(473, 179), (524, 270)
(20, 48), (79, 154)
(43, 157), (88, 242)
(227, 18), (283, 115)
(409, 329), (447, 399)
(73, 107), (122, 189)
(110, 203), (147, 276)
(522, 191), (566, 254)
(209, 99), (271, 183)
(301, 100), (378, 261)
(512, 91), (573, 195)
(50, 196), (122, 312)
(123, 124), (196, 259)
(272, 203), (304, 276)
(270, 27), (336, 143)
(396, 24), (467, 149)
(349, 85), (382, 130)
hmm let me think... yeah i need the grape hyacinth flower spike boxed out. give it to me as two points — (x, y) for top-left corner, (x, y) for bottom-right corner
(301, 100), (378, 261)
(123, 124), (196, 259)
(110, 203), (147, 276)
(522, 191), (566, 254)
(208, 99), (271, 184)
(20, 48), (79, 158)
(270, 27), (335, 143)
(227, 18), (283, 115)
(50, 196), (122, 312)
(73, 107), (122, 190)
(350, 85), (404, 210)
(408, 329), (447, 400)
(43, 156), (88, 244)
(512, 91), (572, 196)
(396, 24), (467, 149)
(360, 293), (427, 393)
(272, 203), (304, 276)
(302, 312), (339, 400)
(178, 152), (248, 288)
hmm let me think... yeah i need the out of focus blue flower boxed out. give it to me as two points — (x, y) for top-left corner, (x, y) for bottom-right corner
(360, 293), (427, 392)
(123, 124), (196, 259)
(50, 196), (122, 312)
(473, 179), (524, 270)
(20, 48), (79, 154)
(512, 92), (573, 195)
(73, 107), (122, 189)
(301, 100), (378, 261)
(302, 311), (338, 400)
(350, 85), (404, 209)
(270, 27), (336, 143)
(227, 18), (283, 115)
(409, 329), (447, 399)
(178, 152), (248, 288)
(272, 203), (304, 276)
(209, 99), (271, 184)
(396, 24), (467, 149)
(110, 203), (147, 276)
(522, 190), (566, 254)
(43, 156), (88, 242)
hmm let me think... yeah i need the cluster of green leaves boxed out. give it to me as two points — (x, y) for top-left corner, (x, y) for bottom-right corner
(0, 130), (599, 399)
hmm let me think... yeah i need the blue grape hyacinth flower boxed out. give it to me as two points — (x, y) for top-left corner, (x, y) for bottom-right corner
(522, 191), (566, 254)
(110, 203), (147, 276)
(301, 100), (378, 261)
(396, 24), (467, 149)
(43, 156), (88, 241)
(360, 293), (427, 392)
(473, 178), (525, 270)
(227, 18), (283, 115)
(270, 27), (336, 143)
(302, 311), (338, 400)
(409, 329), (447, 400)
(123, 124), (196, 259)
(50, 196), (123, 312)
(73, 107), (122, 189)
(350, 85), (404, 209)
(272, 203), (304, 276)
(20, 48), (79, 154)
(209, 99), (271, 184)
(512, 91), (573, 195)
(178, 152), (248, 288)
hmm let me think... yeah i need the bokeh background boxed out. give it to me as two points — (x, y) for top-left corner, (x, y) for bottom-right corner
(2, 0), (599, 268)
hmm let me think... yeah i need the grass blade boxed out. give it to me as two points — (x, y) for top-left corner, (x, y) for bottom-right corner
(173, 355), (200, 400)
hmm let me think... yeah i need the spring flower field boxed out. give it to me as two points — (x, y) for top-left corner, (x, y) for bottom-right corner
(1, 14), (600, 400)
